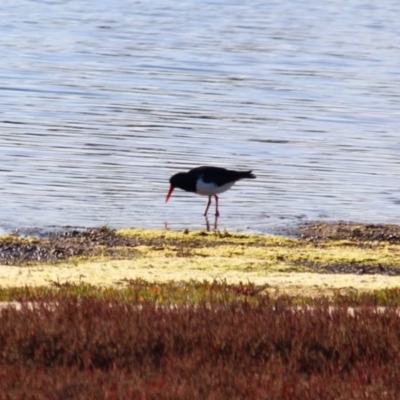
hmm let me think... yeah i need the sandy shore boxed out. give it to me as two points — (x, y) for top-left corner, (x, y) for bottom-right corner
(2, 258), (400, 296)
(1, 225), (400, 296)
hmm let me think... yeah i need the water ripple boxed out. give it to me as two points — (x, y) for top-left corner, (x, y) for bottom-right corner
(0, 0), (399, 233)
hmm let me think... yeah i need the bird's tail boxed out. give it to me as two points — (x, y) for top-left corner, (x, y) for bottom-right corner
(237, 170), (256, 180)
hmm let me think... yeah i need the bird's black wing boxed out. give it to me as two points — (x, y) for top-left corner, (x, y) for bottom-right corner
(188, 166), (255, 186)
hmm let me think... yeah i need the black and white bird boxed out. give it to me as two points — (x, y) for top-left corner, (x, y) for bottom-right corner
(165, 166), (256, 216)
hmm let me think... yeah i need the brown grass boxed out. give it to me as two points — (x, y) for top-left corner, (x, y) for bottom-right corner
(1, 292), (400, 399)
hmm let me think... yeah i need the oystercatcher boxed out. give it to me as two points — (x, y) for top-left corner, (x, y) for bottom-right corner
(165, 166), (256, 217)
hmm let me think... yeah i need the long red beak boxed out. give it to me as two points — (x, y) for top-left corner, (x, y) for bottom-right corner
(165, 185), (175, 203)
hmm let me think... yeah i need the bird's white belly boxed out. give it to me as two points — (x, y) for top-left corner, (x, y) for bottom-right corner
(196, 178), (235, 196)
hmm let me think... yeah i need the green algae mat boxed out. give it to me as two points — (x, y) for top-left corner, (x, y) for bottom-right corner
(1, 223), (400, 296)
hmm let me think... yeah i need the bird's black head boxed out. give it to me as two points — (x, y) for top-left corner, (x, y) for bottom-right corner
(165, 172), (196, 203)
(169, 172), (190, 189)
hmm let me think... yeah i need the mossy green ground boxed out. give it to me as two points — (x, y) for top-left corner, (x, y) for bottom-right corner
(1, 228), (400, 297)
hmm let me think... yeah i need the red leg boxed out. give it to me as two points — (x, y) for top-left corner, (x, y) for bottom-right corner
(214, 195), (220, 217)
(203, 196), (212, 216)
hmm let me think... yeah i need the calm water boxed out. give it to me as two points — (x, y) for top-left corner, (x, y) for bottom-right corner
(0, 0), (400, 234)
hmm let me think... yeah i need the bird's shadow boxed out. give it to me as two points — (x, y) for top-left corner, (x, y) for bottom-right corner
(164, 216), (219, 232)
(205, 215), (219, 232)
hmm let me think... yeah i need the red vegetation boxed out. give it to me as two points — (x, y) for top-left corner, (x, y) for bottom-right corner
(1, 297), (400, 399)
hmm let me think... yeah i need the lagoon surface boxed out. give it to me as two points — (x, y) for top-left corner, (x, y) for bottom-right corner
(0, 0), (400, 233)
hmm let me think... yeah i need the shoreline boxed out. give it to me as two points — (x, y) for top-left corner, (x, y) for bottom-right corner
(1, 222), (400, 296)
